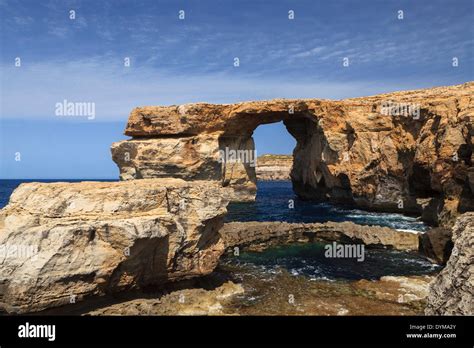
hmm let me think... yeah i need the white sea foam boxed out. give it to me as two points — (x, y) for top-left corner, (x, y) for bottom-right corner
(396, 228), (423, 234)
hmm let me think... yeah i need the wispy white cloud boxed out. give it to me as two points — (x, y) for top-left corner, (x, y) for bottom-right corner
(292, 46), (326, 58)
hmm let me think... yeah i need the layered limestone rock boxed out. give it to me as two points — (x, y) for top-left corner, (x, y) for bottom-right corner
(112, 82), (474, 226)
(220, 221), (420, 251)
(112, 134), (256, 202)
(425, 212), (474, 315)
(256, 154), (292, 181)
(111, 135), (222, 181)
(0, 179), (228, 313)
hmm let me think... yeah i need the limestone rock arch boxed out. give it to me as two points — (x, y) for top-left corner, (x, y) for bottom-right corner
(111, 82), (474, 226)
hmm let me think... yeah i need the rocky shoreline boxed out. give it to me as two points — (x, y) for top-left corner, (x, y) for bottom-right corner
(84, 273), (435, 316)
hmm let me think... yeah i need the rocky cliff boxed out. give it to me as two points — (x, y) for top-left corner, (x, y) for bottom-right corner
(112, 82), (473, 226)
(425, 212), (474, 315)
(256, 154), (292, 181)
(0, 179), (228, 313)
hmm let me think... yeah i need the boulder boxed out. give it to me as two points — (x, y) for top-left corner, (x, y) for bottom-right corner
(0, 179), (228, 313)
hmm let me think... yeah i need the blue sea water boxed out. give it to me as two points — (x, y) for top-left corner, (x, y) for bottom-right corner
(1, 179), (427, 232)
(226, 181), (427, 232)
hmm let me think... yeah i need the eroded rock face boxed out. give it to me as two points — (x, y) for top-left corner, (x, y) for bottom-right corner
(112, 134), (257, 202)
(220, 221), (420, 251)
(425, 212), (474, 315)
(111, 135), (222, 181)
(113, 82), (473, 225)
(256, 155), (292, 181)
(0, 179), (228, 313)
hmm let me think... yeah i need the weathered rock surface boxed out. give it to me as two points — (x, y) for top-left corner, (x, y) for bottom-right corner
(113, 82), (474, 226)
(418, 227), (453, 265)
(256, 154), (292, 181)
(86, 281), (244, 316)
(425, 212), (474, 315)
(84, 275), (432, 316)
(217, 262), (433, 315)
(220, 221), (420, 251)
(112, 134), (257, 202)
(0, 179), (228, 313)
(354, 275), (434, 305)
(111, 135), (222, 182)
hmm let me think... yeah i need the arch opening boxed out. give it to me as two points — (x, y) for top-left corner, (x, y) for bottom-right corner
(217, 111), (354, 204)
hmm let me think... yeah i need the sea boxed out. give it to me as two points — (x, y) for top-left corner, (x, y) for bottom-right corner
(226, 181), (427, 232)
(222, 181), (437, 281)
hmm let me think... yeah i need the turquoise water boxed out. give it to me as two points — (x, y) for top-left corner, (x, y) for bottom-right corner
(224, 181), (436, 281)
(222, 243), (439, 281)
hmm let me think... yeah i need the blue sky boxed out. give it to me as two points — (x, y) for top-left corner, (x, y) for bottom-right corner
(0, 0), (473, 178)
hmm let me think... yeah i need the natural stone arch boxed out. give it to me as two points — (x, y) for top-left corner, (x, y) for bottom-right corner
(112, 82), (474, 226)
(216, 109), (324, 202)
